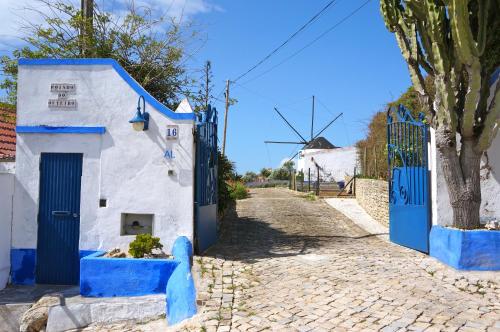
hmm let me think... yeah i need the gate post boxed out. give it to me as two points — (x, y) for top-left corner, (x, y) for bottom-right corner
(308, 168), (311, 192)
(316, 166), (320, 196)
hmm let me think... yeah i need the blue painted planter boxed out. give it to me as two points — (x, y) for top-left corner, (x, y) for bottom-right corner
(79, 236), (197, 326)
(80, 252), (179, 297)
(430, 226), (500, 271)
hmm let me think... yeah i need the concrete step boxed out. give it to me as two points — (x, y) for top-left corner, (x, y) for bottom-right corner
(46, 294), (166, 332)
(319, 191), (354, 198)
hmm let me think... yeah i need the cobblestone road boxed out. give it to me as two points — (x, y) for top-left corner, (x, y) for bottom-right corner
(187, 188), (499, 332)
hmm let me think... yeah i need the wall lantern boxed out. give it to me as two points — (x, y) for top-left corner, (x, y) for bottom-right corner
(129, 95), (149, 131)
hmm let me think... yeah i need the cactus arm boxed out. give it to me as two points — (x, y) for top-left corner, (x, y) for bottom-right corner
(477, 0), (490, 56)
(447, 1), (483, 138)
(424, 0), (457, 132)
(393, 26), (427, 97)
(477, 82), (500, 151)
(408, 1), (435, 71)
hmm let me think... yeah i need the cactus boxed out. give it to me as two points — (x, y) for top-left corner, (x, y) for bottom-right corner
(380, 0), (500, 229)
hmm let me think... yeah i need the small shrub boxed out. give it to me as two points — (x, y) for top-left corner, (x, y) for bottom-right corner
(230, 182), (248, 200)
(128, 234), (163, 258)
(304, 192), (317, 201)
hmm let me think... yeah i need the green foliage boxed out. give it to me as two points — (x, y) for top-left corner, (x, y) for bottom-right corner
(128, 234), (163, 258)
(303, 192), (317, 201)
(0, 1), (195, 107)
(282, 161), (295, 172)
(241, 171), (258, 183)
(269, 161), (294, 181)
(296, 170), (304, 182)
(229, 182), (248, 200)
(218, 150), (237, 215)
(259, 168), (272, 178)
(269, 167), (290, 181)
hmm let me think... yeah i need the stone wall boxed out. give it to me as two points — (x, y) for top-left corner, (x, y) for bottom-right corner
(355, 178), (389, 227)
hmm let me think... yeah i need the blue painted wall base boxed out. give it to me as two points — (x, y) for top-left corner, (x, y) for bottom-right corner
(430, 226), (500, 271)
(80, 252), (179, 297)
(10, 249), (100, 285)
(10, 249), (36, 285)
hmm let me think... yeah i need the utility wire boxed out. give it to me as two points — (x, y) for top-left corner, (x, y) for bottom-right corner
(241, 0), (372, 85)
(232, 0), (340, 83)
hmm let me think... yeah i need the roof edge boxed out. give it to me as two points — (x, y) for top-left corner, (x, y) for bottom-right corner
(18, 58), (196, 121)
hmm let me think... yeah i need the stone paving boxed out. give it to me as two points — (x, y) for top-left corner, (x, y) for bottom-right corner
(184, 188), (499, 332)
(5, 188), (497, 331)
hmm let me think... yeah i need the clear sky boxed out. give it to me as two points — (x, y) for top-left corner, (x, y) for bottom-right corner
(190, 0), (411, 173)
(0, 0), (412, 174)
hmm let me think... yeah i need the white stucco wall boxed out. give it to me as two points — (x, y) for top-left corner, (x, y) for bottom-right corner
(297, 146), (357, 182)
(13, 62), (195, 253)
(0, 162), (15, 289)
(432, 132), (500, 226)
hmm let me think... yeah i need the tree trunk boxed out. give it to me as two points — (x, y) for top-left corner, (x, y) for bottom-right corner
(436, 128), (482, 229)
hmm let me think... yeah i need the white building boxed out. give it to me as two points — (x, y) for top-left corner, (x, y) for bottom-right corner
(297, 137), (357, 183)
(9, 58), (196, 285)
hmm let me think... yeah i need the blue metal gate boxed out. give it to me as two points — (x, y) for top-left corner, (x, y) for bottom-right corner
(387, 105), (431, 253)
(36, 153), (83, 284)
(195, 105), (218, 253)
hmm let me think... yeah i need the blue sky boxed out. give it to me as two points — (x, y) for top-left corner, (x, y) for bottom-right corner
(0, 0), (412, 174)
(190, 0), (411, 173)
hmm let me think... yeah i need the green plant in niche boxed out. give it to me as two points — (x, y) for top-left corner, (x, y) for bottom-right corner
(128, 234), (163, 258)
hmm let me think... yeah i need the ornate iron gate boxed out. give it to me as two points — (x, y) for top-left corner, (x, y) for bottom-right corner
(387, 105), (431, 253)
(195, 105), (218, 253)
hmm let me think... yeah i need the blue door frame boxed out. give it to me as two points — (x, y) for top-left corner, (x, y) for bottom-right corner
(36, 153), (83, 284)
(387, 105), (431, 253)
(194, 105), (218, 253)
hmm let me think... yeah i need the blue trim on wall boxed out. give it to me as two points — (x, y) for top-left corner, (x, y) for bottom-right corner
(16, 126), (106, 134)
(80, 252), (179, 297)
(430, 226), (500, 271)
(10, 249), (37, 285)
(18, 58), (196, 121)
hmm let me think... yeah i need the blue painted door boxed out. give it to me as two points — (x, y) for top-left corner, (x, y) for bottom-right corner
(387, 105), (431, 253)
(36, 153), (83, 284)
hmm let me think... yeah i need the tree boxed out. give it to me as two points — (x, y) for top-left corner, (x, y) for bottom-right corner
(381, 0), (500, 229)
(193, 60), (214, 113)
(241, 171), (258, 183)
(259, 168), (272, 178)
(282, 160), (295, 173)
(269, 168), (290, 181)
(0, 0), (195, 108)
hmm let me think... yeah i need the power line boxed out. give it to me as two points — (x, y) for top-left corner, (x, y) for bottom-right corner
(232, 0), (340, 83)
(241, 0), (372, 85)
(231, 80), (309, 113)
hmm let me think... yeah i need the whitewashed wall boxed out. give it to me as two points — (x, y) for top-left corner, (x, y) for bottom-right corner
(13, 62), (195, 253)
(297, 147), (357, 182)
(431, 132), (500, 226)
(0, 162), (15, 289)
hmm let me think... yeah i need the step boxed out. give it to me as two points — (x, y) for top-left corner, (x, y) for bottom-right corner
(46, 294), (165, 332)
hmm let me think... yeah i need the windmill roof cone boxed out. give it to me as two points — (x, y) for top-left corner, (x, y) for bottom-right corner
(304, 137), (337, 150)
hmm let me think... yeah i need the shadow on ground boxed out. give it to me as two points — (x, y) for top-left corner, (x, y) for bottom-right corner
(204, 202), (386, 264)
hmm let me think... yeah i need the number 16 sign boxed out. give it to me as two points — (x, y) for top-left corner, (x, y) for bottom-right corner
(166, 125), (179, 140)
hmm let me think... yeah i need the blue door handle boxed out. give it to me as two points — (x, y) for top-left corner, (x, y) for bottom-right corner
(52, 211), (71, 216)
